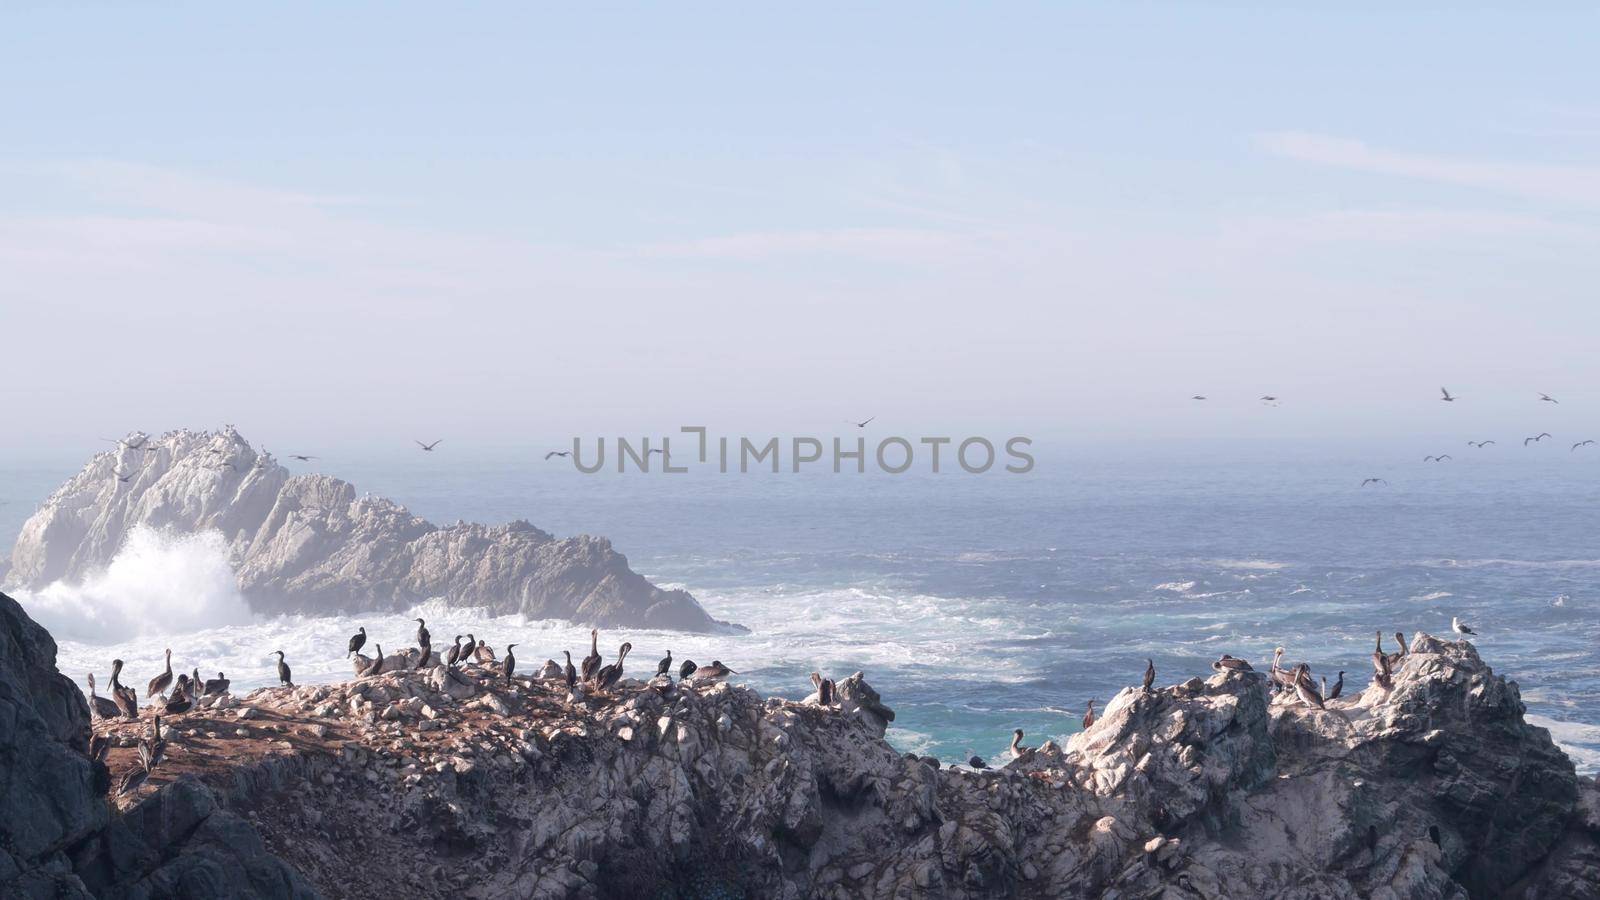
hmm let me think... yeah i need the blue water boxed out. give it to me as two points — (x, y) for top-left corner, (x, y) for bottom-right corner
(4, 445), (1598, 771)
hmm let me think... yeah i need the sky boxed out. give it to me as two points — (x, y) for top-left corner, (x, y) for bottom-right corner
(2, 3), (1598, 455)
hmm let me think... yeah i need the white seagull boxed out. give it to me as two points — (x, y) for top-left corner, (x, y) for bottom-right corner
(1451, 616), (1477, 637)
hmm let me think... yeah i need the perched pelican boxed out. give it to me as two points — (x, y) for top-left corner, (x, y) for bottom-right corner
(447, 636), (464, 668)
(86, 673), (119, 720)
(810, 672), (835, 705)
(1440, 387), (1456, 402)
(692, 661), (735, 681)
(1009, 729), (1034, 760)
(503, 644), (517, 685)
(1328, 671), (1344, 700)
(139, 717), (166, 773)
(346, 627), (366, 659)
(148, 649), (174, 701)
(110, 659), (138, 719)
(474, 640), (496, 665)
(274, 650), (293, 686)
(116, 766), (150, 797)
(363, 644), (385, 677)
(581, 630), (602, 683)
(595, 643), (632, 691)
(656, 650), (673, 678)
(1293, 665), (1325, 709)
(563, 651), (577, 688)
(1372, 639), (1394, 690)
(163, 677), (193, 715)
(1394, 632), (1408, 656)
(1452, 616), (1477, 637)
(1142, 659), (1155, 694)
(678, 659), (697, 680)
(203, 672), (230, 696)
(1212, 654), (1253, 673)
(1082, 700), (1096, 729)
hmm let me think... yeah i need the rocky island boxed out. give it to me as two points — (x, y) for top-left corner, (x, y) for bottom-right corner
(3, 589), (1598, 899)
(5, 429), (737, 633)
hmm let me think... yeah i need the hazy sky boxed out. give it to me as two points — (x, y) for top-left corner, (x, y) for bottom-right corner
(3, 3), (1598, 454)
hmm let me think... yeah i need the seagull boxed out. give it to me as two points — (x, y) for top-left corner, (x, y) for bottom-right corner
(1467, 440), (1495, 448)
(1572, 440), (1595, 452)
(1439, 387), (1456, 402)
(289, 454), (317, 462)
(544, 450), (571, 460)
(1524, 433), (1552, 446)
(1540, 393), (1559, 404)
(851, 416), (876, 428)
(416, 440), (442, 451)
(1452, 616), (1477, 637)
(1423, 455), (1452, 462)
(1361, 478), (1387, 487)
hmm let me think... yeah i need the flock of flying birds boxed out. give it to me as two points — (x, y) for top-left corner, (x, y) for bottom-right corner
(1191, 388), (1592, 487)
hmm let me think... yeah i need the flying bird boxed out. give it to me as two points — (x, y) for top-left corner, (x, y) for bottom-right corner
(1259, 395), (1278, 403)
(1423, 455), (1452, 462)
(1525, 433), (1552, 446)
(544, 450), (571, 460)
(289, 454), (317, 462)
(1439, 387), (1456, 402)
(1361, 478), (1387, 487)
(1191, 395), (1207, 401)
(851, 416), (876, 428)
(416, 440), (442, 451)
(1467, 441), (1495, 448)
(1540, 393), (1559, 404)
(1572, 440), (1595, 452)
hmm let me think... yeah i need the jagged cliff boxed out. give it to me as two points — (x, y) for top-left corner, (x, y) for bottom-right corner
(5, 429), (736, 632)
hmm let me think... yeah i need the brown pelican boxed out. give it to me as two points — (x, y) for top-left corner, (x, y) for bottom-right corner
(203, 672), (230, 695)
(563, 650), (577, 688)
(87, 673), (119, 720)
(656, 650), (673, 678)
(148, 649), (174, 701)
(116, 766), (150, 797)
(474, 639), (496, 665)
(1269, 647), (1292, 692)
(692, 661), (735, 681)
(274, 650), (292, 686)
(503, 644), (517, 685)
(163, 677), (194, 714)
(1372, 640), (1394, 690)
(346, 627), (366, 659)
(363, 644), (385, 677)
(89, 733), (111, 765)
(1141, 659), (1155, 693)
(678, 659), (697, 680)
(1394, 632), (1408, 656)
(581, 630), (601, 683)
(1082, 700), (1096, 729)
(595, 643), (632, 691)
(110, 659), (138, 719)
(138, 717), (166, 773)
(1009, 729), (1034, 760)
(810, 672), (835, 705)
(1211, 654), (1253, 673)
(1328, 671), (1344, 700)
(1452, 616), (1477, 637)
(1293, 665), (1325, 709)
(447, 636), (464, 667)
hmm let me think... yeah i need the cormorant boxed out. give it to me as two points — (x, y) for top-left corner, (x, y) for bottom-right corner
(447, 636), (464, 668)
(347, 627), (366, 659)
(416, 618), (430, 649)
(1082, 700), (1096, 729)
(581, 629), (601, 683)
(1142, 659), (1155, 693)
(503, 644), (517, 685)
(679, 659), (697, 680)
(274, 650), (293, 686)
(563, 650), (577, 688)
(1328, 670), (1344, 700)
(656, 650), (672, 678)
(461, 634), (477, 667)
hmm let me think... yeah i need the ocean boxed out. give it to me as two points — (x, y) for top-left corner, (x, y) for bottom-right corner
(4, 443), (1598, 772)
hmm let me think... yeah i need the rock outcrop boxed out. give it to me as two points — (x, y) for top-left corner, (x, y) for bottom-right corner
(0, 591), (315, 899)
(76, 621), (1600, 899)
(5, 429), (737, 632)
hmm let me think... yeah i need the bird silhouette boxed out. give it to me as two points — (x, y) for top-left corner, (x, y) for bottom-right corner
(1440, 387), (1457, 402)
(1525, 433), (1552, 446)
(1191, 395), (1207, 401)
(1361, 478), (1387, 486)
(416, 440), (442, 451)
(851, 416), (876, 428)
(289, 454), (317, 461)
(1572, 440), (1595, 452)
(1540, 393), (1559, 404)
(1423, 455), (1452, 462)
(544, 450), (572, 460)
(1467, 440), (1496, 448)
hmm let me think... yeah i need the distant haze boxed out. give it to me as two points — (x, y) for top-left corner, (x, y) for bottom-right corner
(2, 4), (1597, 454)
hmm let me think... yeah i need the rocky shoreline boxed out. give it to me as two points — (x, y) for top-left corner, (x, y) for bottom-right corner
(6, 429), (738, 633)
(3, 587), (1599, 898)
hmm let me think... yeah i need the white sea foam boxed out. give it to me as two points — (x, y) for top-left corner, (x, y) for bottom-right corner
(1527, 715), (1600, 774)
(1411, 591), (1454, 602)
(13, 526), (257, 642)
(1205, 559), (1289, 571)
(1154, 581), (1196, 592)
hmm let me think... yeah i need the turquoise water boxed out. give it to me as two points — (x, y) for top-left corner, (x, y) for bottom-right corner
(4, 444), (1598, 771)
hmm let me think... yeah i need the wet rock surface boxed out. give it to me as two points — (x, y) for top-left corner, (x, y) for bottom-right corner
(6, 428), (737, 632)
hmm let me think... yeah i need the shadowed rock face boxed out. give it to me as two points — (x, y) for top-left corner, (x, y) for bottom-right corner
(6, 428), (739, 633)
(0, 591), (316, 899)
